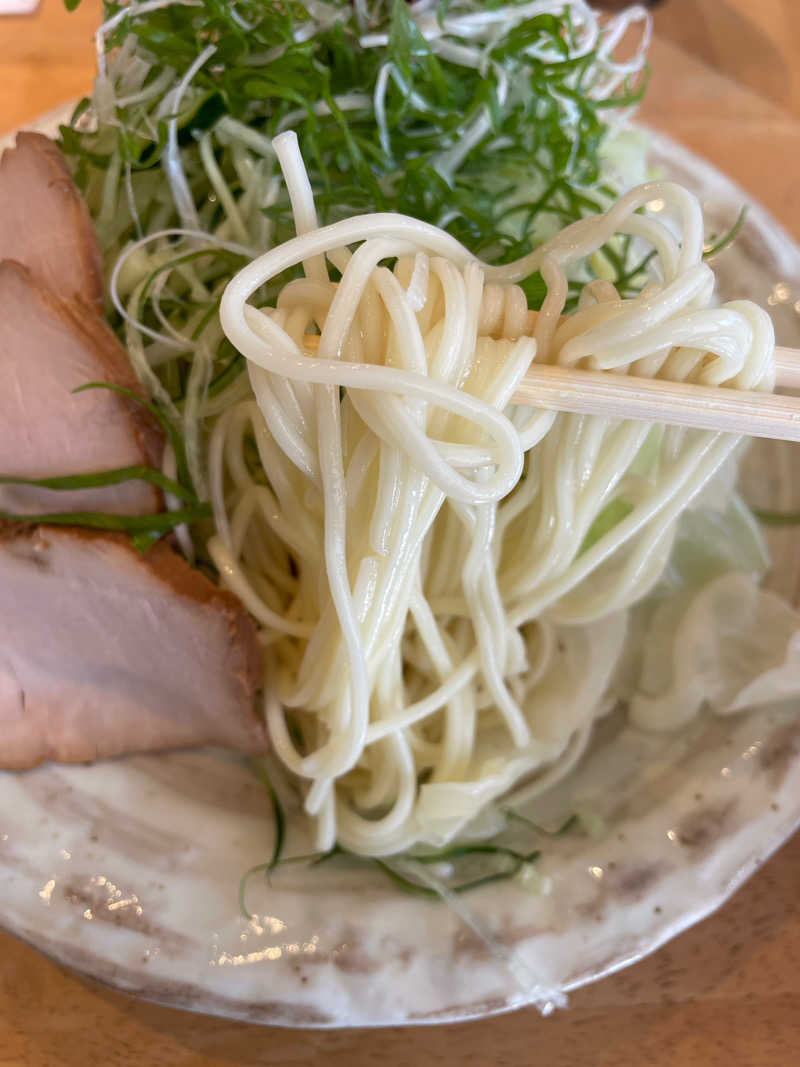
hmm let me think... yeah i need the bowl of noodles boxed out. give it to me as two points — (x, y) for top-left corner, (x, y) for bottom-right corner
(3, 0), (800, 1027)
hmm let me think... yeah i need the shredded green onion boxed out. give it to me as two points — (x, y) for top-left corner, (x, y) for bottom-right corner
(238, 761), (288, 920)
(703, 206), (748, 259)
(56, 0), (655, 531)
(753, 507), (800, 526)
(0, 466), (195, 503)
(237, 802), (580, 906)
(73, 381), (195, 496)
(0, 505), (211, 534)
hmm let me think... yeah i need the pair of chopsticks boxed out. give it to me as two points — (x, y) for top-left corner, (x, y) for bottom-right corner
(302, 332), (800, 443)
(513, 346), (800, 443)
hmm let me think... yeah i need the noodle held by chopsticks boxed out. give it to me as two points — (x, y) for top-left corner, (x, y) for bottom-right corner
(213, 133), (773, 855)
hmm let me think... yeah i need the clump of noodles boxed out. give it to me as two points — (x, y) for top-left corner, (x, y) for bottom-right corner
(213, 132), (774, 856)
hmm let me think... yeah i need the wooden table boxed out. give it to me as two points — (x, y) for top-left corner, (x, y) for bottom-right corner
(2, 3), (800, 1063)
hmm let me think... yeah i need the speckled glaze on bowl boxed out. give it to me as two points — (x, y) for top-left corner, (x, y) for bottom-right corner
(1, 112), (800, 1027)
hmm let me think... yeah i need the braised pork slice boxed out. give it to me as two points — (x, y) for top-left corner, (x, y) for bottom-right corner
(0, 260), (164, 515)
(0, 525), (264, 768)
(0, 132), (104, 307)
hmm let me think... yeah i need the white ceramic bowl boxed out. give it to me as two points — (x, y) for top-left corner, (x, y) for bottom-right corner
(2, 112), (800, 1026)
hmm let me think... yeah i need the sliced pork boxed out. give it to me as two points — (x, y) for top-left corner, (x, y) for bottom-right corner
(0, 525), (264, 769)
(0, 132), (104, 308)
(0, 260), (163, 515)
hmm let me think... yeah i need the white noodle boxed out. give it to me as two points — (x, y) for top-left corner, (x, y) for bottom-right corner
(213, 145), (774, 856)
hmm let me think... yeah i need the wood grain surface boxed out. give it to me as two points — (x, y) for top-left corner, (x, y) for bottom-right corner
(2, 2), (800, 1064)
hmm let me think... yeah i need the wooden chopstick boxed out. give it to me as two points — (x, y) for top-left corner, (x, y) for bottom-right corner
(299, 334), (800, 443)
(513, 363), (800, 442)
(510, 345), (800, 442)
(775, 346), (800, 390)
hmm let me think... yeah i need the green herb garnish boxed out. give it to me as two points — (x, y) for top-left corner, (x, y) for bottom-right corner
(0, 375), (204, 552)
(753, 507), (800, 526)
(0, 505), (211, 534)
(703, 206), (748, 259)
(56, 1), (653, 539)
(63, 1), (650, 293)
(73, 382), (195, 496)
(0, 466), (195, 503)
(238, 761), (288, 920)
(238, 799), (580, 907)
